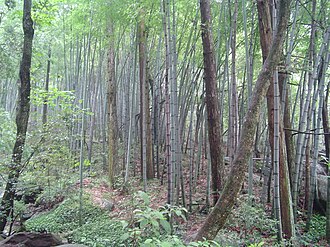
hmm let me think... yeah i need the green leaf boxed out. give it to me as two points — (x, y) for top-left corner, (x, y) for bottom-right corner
(150, 219), (159, 229)
(120, 220), (129, 229)
(144, 238), (153, 244)
(159, 242), (172, 247)
(160, 219), (171, 234)
(138, 191), (150, 205)
(140, 219), (148, 229)
(120, 232), (130, 241)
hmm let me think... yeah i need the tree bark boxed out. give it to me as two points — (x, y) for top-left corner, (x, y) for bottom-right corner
(199, 0), (224, 205)
(138, 12), (148, 190)
(0, 0), (34, 232)
(146, 69), (154, 179)
(107, 23), (117, 188)
(194, 0), (291, 240)
(42, 47), (51, 126)
(258, 0), (295, 238)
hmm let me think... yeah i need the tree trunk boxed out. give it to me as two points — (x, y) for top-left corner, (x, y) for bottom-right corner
(0, 0), (34, 232)
(138, 12), (148, 191)
(199, 0), (224, 205)
(42, 47), (51, 127)
(146, 70), (154, 179)
(258, 0), (295, 238)
(229, 0), (239, 165)
(193, 0), (291, 240)
(107, 23), (117, 188)
(324, 79), (330, 243)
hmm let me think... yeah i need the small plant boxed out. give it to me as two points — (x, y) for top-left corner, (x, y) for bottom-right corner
(120, 191), (188, 246)
(215, 200), (277, 246)
(159, 204), (188, 230)
(188, 239), (220, 247)
(299, 214), (326, 245)
(25, 194), (104, 233)
(26, 194), (125, 246)
(248, 242), (264, 247)
(70, 214), (124, 246)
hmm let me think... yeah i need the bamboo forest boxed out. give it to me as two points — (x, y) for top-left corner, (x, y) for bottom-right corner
(0, 0), (329, 246)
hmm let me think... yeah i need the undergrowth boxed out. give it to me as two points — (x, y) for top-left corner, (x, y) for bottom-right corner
(298, 214), (326, 246)
(24, 189), (326, 247)
(215, 199), (277, 246)
(25, 194), (125, 246)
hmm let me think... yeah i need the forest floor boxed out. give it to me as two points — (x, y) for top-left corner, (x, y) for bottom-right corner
(18, 154), (327, 246)
(73, 157), (327, 247)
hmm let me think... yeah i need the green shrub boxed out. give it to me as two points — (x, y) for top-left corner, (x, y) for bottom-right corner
(70, 214), (124, 247)
(299, 214), (326, 245)
(215, 200), (277, 246)
(25, 195), (125, 247)
(25, 195), (104, 233)
(120, 191), (220, 247)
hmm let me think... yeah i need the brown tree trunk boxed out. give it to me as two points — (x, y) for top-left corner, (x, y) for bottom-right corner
(193, 0), (291, 240)
(258, 0), (294, 239)
(139, 13), (146, 183)
(199, 0), (224, 205)
(107, 23), (117, 188)
(0, 0), (34, 232)
(138, 12), (154, 183)
(278, 72), (295, 184)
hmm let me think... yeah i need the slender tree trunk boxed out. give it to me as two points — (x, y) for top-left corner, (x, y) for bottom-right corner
(138, 11), (148, 191)
(0, 0), (34, 232)
(306, 31), (329, 230)
(324, 79), (330, 243)
(124, 30), (138, 185)
(199, 0), (224, 205)
(146, 70), (154, 179)
(292, 0), (317, 220)
(162, 0), (174, 205)
(258, 0), (295, 238)
(193, 0), (291, 240)
(229, 0), (239, 164)
(273, 67), (283, 241)
(42, 47), (51, 127)
(107, 23), (117, 188)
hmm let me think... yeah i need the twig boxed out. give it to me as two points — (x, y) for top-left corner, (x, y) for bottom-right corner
(284, 128), (330, 136)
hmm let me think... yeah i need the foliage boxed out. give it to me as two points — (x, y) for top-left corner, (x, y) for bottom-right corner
(26, 194), (125, 246)
(25, 195), (104, 233)
(0, 108), (15, 157)
(120, 191), (187, 243)
(120, 191), (171, 244)
(215, 200), (277, 246)
(26, 85), (92, 196)
(135, 236), (221, 247)
(69, 214), (124, 247)
(299, 214), (326, 245)
(0, 108), (16, 179)
(120, 191), (220, 247)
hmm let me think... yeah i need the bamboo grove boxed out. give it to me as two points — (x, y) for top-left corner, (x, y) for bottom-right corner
(0, 0), (329, 242)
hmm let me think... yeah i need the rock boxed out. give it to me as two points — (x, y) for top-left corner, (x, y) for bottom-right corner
(15, 186), (43, 204)
(0, 232), (62, 247)
(315, 175), (328, 214)
(316, 163), (327, 176)
(100, 199), (114, 211)
(317, 175), (328, 202)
